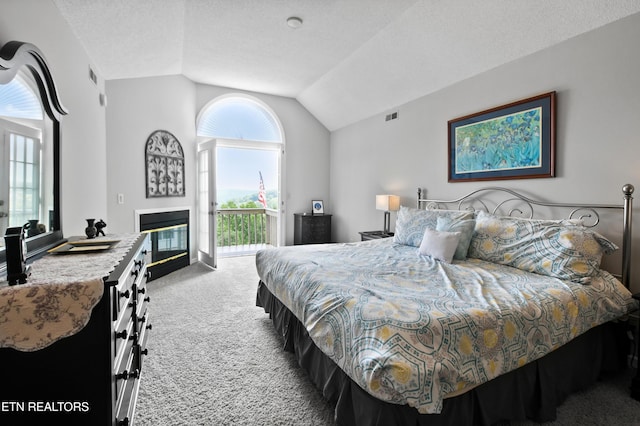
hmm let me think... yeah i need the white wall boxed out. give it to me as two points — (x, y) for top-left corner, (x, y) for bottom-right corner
(105, 75), (197, 235)
(330, 12), (640, 290)
(0, 0), (109, 237)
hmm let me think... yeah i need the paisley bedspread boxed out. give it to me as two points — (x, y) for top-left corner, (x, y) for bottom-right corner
(255, 238), (637, 414)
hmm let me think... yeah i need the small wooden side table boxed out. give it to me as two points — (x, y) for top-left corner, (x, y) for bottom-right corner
(359, 231), (394, 241)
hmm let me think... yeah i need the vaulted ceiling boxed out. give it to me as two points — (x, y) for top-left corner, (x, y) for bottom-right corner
(52, 0), (640, 131)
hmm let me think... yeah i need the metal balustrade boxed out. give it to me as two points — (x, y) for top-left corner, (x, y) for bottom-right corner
(216, 208), (278, 256)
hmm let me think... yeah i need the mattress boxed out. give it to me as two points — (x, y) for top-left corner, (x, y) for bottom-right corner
(255, 238), (637, 414)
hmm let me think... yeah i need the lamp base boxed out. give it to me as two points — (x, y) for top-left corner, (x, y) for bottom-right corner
(383, 211), (391, 234)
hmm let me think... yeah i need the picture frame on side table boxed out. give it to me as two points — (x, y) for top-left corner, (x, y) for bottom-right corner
(312, 200), (324, 215)
(448, 91), (555, 182)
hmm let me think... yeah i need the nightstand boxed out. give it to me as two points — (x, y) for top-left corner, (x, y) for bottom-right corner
(294, 213), (332, 244)
(359, 231), (394, 241)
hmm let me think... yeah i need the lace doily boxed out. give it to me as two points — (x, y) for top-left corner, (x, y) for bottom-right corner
(0, 233), (140, 351)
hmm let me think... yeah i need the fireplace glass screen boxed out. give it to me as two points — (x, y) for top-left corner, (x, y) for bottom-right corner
(148, 224), (188, 265)
(139, 209), (190, 280)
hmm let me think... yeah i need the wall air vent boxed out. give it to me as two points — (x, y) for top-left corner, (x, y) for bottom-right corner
(385, 111), (399, 122)
(88, 66), (97, 85)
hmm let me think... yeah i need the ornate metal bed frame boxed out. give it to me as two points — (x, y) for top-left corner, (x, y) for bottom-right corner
(417, 184), (634, 288)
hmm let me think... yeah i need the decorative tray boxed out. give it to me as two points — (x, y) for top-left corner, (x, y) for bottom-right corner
(48, 239), (120, 254)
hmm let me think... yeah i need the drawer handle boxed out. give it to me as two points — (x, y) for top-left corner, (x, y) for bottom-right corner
(116, 369), (139, 381)
(115, 370), (129, 380)
(131, 269), (139, 278)
(146, 324), (153, 331)
(135, 259), (143, 269)
(144, 296), (151, 303)
(119, 290), (130, 299)
(138, 316), (146, 324)
(141, 348), (149, 356)
(116, 330), (128, 340)
(138, 287), (146, 295)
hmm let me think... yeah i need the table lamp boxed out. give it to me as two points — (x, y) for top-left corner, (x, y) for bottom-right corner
(376, 195), (400, 234)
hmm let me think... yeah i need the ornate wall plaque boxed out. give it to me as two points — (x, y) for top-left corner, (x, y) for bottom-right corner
(145, 130), (185, 197)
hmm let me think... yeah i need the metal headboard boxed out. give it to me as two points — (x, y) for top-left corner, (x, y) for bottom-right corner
(417, 184), (634, 288)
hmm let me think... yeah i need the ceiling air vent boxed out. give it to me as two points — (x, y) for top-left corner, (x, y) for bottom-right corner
(385, 111), (398, 122)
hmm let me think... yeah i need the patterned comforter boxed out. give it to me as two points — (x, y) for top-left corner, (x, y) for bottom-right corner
(255, 238), (637, 414)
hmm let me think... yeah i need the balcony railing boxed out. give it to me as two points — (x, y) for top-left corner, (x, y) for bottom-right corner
(216, 208), (278, 256)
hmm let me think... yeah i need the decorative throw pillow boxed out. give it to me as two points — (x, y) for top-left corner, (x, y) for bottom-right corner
(393, 206), (474, 247)
(418, 228), (461, 263)
(436, 216), (476, 260)
(468, 210), (618, 283)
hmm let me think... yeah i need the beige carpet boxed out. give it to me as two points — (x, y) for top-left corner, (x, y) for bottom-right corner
(135, 255), (640, 425)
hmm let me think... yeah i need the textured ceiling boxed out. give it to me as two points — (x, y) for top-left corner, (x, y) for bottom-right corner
(53, 0), (640, 131)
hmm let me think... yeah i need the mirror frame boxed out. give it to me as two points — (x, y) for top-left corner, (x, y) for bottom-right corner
(0, 41), (68, 271)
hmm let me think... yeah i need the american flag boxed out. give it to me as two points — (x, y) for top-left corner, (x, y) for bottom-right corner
(258, 171), (268, 208)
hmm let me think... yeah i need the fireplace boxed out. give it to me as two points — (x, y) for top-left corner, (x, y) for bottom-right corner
(138, 209), (190, 281)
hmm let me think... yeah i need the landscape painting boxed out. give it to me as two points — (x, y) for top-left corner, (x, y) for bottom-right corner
(448, 92), (556, 182)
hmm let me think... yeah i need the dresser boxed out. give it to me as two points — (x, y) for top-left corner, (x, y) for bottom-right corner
(294, 213), (332, 244)
(0, 233), (151, 426)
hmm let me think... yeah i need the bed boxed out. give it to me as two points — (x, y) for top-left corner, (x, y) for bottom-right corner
(255, 185), (637, 425)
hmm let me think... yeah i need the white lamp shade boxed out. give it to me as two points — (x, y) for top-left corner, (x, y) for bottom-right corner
(376, 195), (400, 211)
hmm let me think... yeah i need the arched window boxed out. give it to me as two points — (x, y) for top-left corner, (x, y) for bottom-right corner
(0, 74), (43, 120)
(196, 95), (282, 142)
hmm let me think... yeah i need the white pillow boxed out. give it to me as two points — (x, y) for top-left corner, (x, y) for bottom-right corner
(393, 206), (475, 247)
(418, 228), (461, 263)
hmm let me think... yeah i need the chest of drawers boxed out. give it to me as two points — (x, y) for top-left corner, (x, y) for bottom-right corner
(293, 213), (332, 244)
(0, 233), (151, 425)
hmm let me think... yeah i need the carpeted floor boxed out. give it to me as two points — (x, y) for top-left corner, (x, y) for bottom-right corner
(135, 256), (640, 426)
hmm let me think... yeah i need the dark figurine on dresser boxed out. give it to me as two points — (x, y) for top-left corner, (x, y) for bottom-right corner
(95, 219), (107, 236)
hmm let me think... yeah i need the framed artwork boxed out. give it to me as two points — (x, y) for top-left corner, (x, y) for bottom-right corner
(448, 91), (555, 182)
(145, 130), (185, 197)
(312, 200), (324, 215)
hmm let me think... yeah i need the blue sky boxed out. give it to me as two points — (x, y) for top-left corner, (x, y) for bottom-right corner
(216, 147), (278, 191)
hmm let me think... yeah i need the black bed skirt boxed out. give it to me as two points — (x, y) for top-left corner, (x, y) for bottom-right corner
(256, 280), (629, 426)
